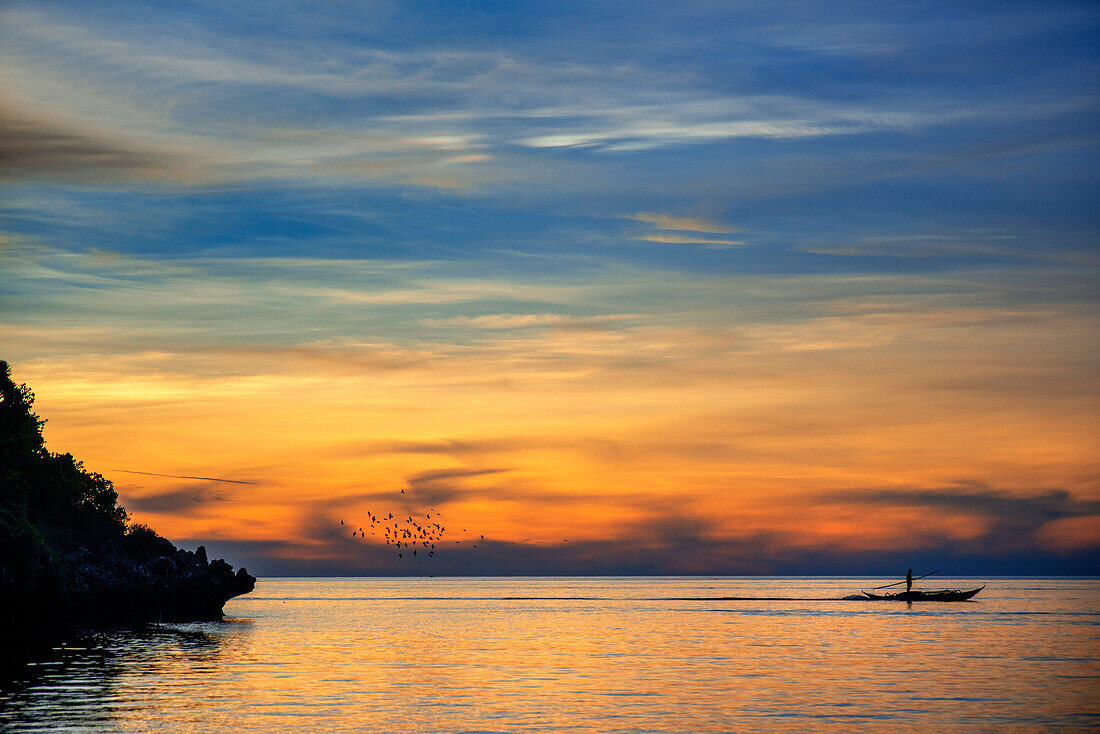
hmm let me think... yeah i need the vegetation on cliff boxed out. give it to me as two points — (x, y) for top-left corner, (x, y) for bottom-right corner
(0, 361), (254, 670)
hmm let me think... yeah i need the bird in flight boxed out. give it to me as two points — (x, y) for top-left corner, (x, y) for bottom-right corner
(344, 490), (488, 562)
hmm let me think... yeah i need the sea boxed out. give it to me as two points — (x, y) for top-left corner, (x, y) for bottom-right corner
(1, 577), (1097, 733)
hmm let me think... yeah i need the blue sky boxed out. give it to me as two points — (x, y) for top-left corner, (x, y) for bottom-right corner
(2, 1), (1098, 574)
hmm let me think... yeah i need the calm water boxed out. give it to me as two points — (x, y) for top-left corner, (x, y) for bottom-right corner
(2, 577), (1097, 733)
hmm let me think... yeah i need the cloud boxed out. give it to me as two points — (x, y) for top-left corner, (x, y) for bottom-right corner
(635, 234), (745, 247)
(311, 466), (521, 516)
(123, 483), (229, 513)
(421, 313), (638, 330)
(403, 467), (512, 505)
(829, 485), (1100, 522)
(0, 16), (496, 188)
(348, 438), (519, 458)
(801, 233), (1034, 260)
(0, 4), (980, 193)
(1038, 515), (1100, 552)
(819, 485), (1100, 554)
(620, 212), (744, 248)
(518, 119), (851, 151)
(623, 212), (735, 233)
(0, 102), (173, 181)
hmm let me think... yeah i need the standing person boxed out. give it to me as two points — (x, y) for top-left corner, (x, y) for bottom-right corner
(906, 568), (913, 593)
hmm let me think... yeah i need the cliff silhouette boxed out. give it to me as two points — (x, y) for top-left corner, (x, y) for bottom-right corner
(0, 361), (255, 672)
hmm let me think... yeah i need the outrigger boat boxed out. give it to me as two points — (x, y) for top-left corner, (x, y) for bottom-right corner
(861, 586), (984, 602)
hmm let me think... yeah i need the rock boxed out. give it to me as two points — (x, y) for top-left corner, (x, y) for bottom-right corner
(14, 533), (258, 628)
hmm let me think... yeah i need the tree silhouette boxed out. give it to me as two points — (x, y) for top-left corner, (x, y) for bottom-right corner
(0, 360), (128, 552)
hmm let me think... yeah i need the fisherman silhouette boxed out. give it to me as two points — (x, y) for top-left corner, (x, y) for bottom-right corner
(906, 568), (913, 593)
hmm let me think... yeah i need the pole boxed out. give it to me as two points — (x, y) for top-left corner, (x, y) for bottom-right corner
(871, 570), (939, 590)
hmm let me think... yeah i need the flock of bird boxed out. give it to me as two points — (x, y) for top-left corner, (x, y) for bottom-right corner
(342, 488), (483, 560)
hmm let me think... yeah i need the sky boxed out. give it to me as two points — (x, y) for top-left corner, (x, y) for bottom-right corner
(2, 0), (1098, 576)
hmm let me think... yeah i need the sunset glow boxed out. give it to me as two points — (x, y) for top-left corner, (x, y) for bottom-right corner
(2, 1), (1097, 575)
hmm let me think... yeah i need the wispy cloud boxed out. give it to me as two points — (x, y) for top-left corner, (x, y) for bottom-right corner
(0, 102), (174, 181)
(623, 213), (735, 233)
(421, 313), (638, 330)
(517, 116), (887, 151)
(0, 6), (1001, 189)
(121, 484), (230, 514)
(635, 233), (745, 247)
(620, 211), (744, 247)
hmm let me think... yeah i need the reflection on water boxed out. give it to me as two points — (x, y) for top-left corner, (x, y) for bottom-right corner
(1, 622), (249, 732)
(1, 577), (1097, 733)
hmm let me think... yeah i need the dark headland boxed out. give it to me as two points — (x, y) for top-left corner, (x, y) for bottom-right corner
(0, 361), (255, 674)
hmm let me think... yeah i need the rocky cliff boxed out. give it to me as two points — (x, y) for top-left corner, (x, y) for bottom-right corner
(52, 538), (256, 625)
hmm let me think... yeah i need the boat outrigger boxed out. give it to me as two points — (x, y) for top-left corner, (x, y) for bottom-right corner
(861, 586), (984, 602)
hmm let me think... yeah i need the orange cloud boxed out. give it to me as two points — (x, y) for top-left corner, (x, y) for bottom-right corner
(1038, 515), (1100, 552)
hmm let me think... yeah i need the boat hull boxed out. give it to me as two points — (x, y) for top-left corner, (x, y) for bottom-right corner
(861, 585), (985, 602)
